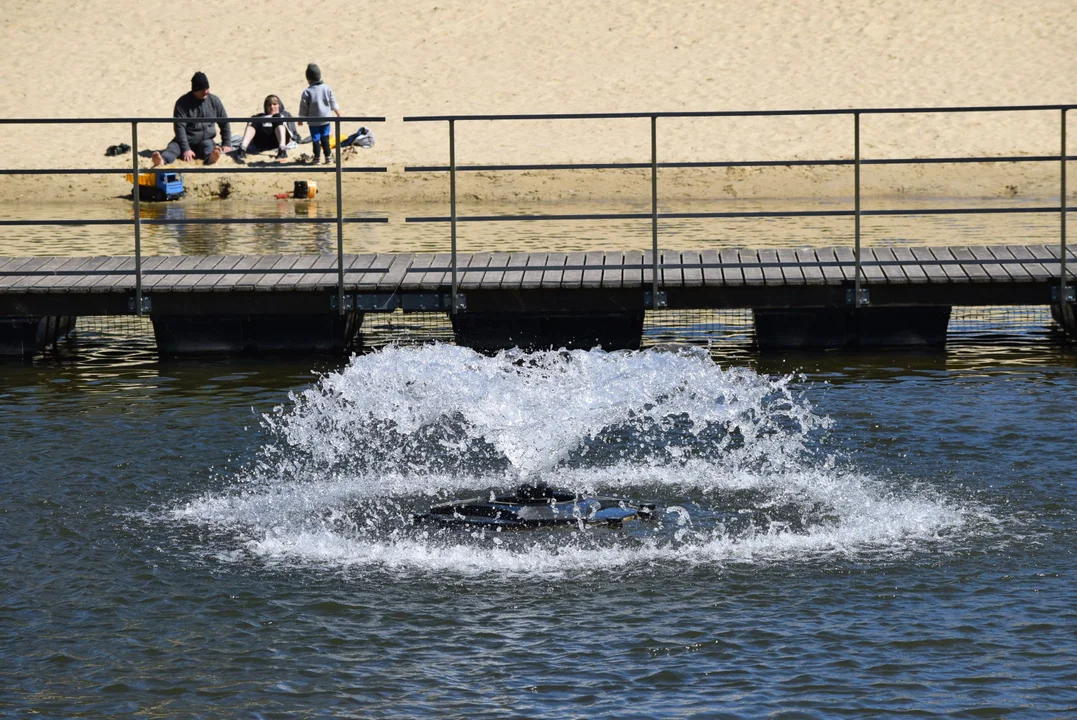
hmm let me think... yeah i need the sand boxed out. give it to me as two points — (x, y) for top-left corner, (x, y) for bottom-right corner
(1, 0), (1075, 203)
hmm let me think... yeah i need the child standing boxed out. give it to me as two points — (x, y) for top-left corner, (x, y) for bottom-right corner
(297, 63), (341, 165)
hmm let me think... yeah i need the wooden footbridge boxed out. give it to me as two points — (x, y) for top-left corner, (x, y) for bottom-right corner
(1, 104), (1076, 354)
(0, 243), (1073, 354)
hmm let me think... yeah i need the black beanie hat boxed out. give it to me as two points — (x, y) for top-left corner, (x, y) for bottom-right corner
(191, 71), (209, 91)
(305, 63), (321, 83)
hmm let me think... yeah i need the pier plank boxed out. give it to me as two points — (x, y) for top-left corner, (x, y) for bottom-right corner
(989, 246), (1033, 281)
(542, 252), (567, 288)
(892, 247), (927, 284)
(481, 252), (511, 288)
(141, 256), (186, 290)
(1004, 245), (1049, 280)
(256, 256), (301, 291)
(759, 249), (783, 285)
(419, 252), (454, 289)
(522, 253), (548, 289)
(501, 252), (528, 289)
(461, 252), (491, 290)
(861, 248), (886, 284)
(681, 250), (703, 287)
(197, 256), (239, 291)
(214, 255), (260, 290)
(601, 251), (624, 288)
(1025, 244), (1068, 281)
(109, 257), (140, 291)
(700, 249), (722, 287)
(0, 257), (31, 289)
(833, 247), (857, 282)
(233, 254), (282, 290)
(177, 255), (228, 291)
(157, 255), (205, 291)
(343, 254), (377, 291)
(86, 256), (134, 292)
(873, 247), (905, 284)
(642, 249), (659, 288)
(357, 254), (394, 291)
(375, 253), (413, 291)
(795, 249), (825, 285)
(562, 251), (585, 289)
(52, 256), (112, 292)
(624, 250), (644, 288)
(26, 256), (89, 292)
(401, 253), (434, 291)
(581, 251), (604, 288)
(740, 249), (764, 286)
(295, 254), (339, 291)
(910, 247), (947, 282)
(777, 249), (805, 285)
(20, 256), (69, 292)
(951, 246), (989, 282)
(930, 247), (969, 283)
(719, 249), (743, 286)
(816, 248), (844, 285)
(3, 257), (51, 291)
(968, 246), (1008, 282)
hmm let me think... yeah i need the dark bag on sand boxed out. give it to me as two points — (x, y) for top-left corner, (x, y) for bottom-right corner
(105, 143), (131, 156)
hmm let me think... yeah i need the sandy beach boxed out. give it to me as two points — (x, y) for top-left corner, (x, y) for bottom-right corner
(1, 0), (1075, 203)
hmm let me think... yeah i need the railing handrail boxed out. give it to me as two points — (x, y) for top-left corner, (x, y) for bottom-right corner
(2, 106), (1073, 316)
(0, 114), (388, 317)
(0, 116), (385, 125)
(403, 105), (1072, 313)
(404, 104), (1077, 123)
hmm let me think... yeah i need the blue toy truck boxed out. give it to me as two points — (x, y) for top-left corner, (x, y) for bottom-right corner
(126, 171), (185, 201)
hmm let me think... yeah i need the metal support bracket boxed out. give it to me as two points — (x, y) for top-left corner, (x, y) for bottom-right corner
(644, 290), (668, 309)
(354, 293), (400, 312)
(400, 292), (465, 312)
(329, 294), (354, 311)
(128, 295), (152, 313)
(1050, 285), (1076, 303)
(846, 287), (870, 306)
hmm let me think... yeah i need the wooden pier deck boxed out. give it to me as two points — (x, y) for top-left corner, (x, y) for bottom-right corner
(0, 244), (1072, 313)
(1, 244), (1074, 354)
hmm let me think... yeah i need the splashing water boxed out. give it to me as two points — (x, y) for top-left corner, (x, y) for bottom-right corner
(173, 344), (982, 576)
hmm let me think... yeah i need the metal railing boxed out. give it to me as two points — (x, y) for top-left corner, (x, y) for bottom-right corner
(0, 115), (386, 315)
(403, 104), (1077, 311)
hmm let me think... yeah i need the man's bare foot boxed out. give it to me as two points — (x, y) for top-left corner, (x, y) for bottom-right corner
(206, 146), (222, 165)
(151, 151), (163, 167)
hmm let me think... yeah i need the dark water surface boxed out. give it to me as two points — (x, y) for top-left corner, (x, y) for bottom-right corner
(2, 323), (1077, 718)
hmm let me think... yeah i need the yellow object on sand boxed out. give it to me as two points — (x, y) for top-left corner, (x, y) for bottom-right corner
(124, 172), (160, 187)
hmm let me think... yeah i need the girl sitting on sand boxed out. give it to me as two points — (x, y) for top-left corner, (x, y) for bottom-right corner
(232, 95), (301, 161)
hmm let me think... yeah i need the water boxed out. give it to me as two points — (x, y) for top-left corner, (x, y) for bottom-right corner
(0, 196), (1065, 256)
(3, 327), (1076, 717)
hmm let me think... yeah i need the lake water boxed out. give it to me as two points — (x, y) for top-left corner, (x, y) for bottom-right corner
(2, 318), (1076, 717)
(0, 196), (1066, 256)
(2, 200), (1076, 717)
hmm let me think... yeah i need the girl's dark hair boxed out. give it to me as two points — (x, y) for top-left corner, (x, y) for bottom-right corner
(264, 94), (281, 113)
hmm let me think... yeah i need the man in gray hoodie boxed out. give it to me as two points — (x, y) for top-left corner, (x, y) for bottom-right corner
(151, 72), (232, 166)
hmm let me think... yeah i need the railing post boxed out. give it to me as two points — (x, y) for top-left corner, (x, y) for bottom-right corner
(131, 121), (142, 316)
(854, 111), (862, 308)
(1062, 108), (1068, 301)
(651, 115), (660, 308)
(449, 119), (458, 314)
(335, 117), (345, 316)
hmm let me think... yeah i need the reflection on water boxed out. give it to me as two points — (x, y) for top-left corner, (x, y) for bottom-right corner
(0, 196), (1066, 257)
